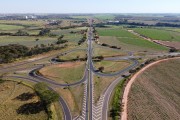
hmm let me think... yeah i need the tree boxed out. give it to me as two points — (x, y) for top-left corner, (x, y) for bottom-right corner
(98, 66), (104, 72)
(39, 90), (59, 105)
(15, 30), (29, 36)
(169, 48), (178, 52)
(56, 40), (68, 44)
(34, 82), (59, 105)
(39, 28), (50, 36)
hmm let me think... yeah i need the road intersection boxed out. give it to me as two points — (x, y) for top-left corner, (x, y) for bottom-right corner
(1, 20), (180, 120)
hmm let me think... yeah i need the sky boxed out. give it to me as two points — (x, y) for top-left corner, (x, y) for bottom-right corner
(0, 0), (180, 13)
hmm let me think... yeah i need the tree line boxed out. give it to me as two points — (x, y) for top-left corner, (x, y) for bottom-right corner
(0, 44), (67, 64)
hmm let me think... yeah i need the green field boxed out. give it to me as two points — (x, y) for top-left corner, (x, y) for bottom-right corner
(133, 28), (180, 42)
(0, 36), (58, 47)
(97, 28), (136, 38)
(118, 37), (167, 50)
(0, 24), (24, 31)
(94, 14), (115, 20)
(97, 28), (168, 51)
(71, 16), (91, 19)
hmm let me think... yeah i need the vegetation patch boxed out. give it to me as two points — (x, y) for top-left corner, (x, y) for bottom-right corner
(118, 37), (167, 50)
(0, 44), (67, 64)
(0, 24), (24, 31)
(110, 79), (126, 120)
(97, 28), (136, 38)
(133, 28), (180, 42)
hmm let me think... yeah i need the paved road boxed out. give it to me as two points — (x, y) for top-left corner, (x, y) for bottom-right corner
(29, 65), (88, 87)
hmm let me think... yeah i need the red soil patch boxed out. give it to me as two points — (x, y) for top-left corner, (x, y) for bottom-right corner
(154, 40), (180, 49)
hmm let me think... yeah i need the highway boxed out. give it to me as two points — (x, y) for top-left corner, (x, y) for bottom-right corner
(1, 18), (180, 120)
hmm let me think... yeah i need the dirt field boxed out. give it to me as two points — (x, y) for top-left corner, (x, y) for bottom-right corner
(154, 40), (180, 49)
(126, 58), (180, 120)
(0, 81), (47, 120)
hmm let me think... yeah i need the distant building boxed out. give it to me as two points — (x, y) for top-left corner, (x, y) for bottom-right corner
(108, 21), (120, 23)
(25, 15), (37, 20)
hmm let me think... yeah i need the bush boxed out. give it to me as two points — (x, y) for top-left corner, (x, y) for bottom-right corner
(39, 28), (50, 36)
(56, 40), (68, 44)
(14, 30), (29, 36)
(34, 82), (59, 105)
(169, 48), (178, 52)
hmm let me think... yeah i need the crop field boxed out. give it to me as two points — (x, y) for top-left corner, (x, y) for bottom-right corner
(98, 36), (122, 48)
(71, 15), (91, 19)
(0, 36), (58, 47)
(93, 45), (126, 57)
(94, 14), (115, 20)
(166, 28), (180, 33)
(97, 28), (136, 38)
(0, 20), (45, 27)
(128, 58), (180, 120)
(0, 24), (24, 31)
(97, 28), (168, 51)
(118, 37), (167, 51)
(94, 60), (131, 73)
(39, 62), (85, 84)
(133, 28), (180, 42)
(0, 81), (47, 120)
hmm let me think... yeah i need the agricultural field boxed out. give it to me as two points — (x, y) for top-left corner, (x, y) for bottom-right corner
(0, 19), (86, 48)
(39, 62), (85, 84)
(0, 24), (24, 31)
(128, 58), (180, 120)
(166, 28), (180, 33)
(0, 20), (45, 27)
(133, 28), (180, 42)
(0, 81), (48, 120)
(94, 14), (115, 20)
(97, 28), (136, 38)
(93, 44), (127, 57)
(0, 36), (57, 47)
(97, 27), (168, 52)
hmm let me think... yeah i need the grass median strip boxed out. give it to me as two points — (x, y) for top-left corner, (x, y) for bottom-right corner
(110, 79), (126, 120)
